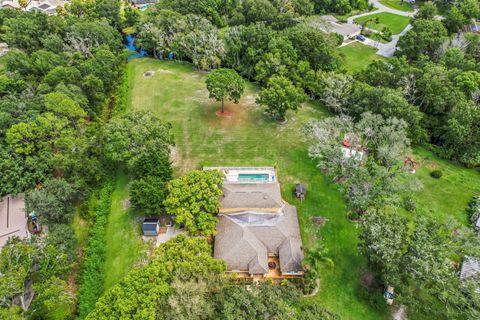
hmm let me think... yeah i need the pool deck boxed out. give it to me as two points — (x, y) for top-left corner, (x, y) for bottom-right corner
(203, 167), (276, 183)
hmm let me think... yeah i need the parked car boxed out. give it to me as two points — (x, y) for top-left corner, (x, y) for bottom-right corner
(384, 286), (394, 305)
(356, 34), (366, 41)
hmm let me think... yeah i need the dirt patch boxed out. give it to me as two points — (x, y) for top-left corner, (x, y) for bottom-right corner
(170, 146), (181, 168)
(311, 216), (329, 228)
(143, 70), (155, 77)
(393, 305), (408, 320)
(216, 110), (233, 117)
(122, 198), (131, 210)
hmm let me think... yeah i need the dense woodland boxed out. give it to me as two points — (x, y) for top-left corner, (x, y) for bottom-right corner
(0, 0), (479, 319)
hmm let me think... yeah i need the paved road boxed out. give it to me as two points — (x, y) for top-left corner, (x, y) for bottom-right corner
(344, 0), (416, 57)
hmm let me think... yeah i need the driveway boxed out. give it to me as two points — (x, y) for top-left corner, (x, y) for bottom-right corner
(360, 23), (412, 57)
(344, 0), (416, 57)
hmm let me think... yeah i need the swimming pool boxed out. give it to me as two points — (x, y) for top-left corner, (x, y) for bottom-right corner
(238, 173), (270, 182)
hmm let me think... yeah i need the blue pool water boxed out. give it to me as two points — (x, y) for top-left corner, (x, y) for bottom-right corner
(238, 173), (270, 182)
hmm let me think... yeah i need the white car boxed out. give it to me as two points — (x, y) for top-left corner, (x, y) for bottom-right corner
(384, 286), (394, 305)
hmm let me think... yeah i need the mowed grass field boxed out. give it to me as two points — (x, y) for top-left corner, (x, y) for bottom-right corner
(124, 58), (480, 318)
(354, 12), (411, 34)
(409, 148), (480, 224)
(104, 173), (145, 291)
(379, 0), (414, 12)
(126, 58), (388, 319)
(339, 42), (386, 73)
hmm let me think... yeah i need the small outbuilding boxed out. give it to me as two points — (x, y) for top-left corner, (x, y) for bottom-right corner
(142, 218), (160, 236)
(295, 183), (306, 201)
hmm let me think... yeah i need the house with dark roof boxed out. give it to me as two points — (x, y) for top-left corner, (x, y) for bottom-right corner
(205, 167), (304, 279)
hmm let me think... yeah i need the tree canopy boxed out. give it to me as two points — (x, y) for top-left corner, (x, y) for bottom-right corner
(205, 68), (245, 113)
(164, 170), (224, 236)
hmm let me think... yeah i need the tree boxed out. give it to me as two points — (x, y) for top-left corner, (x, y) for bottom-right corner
(415, 2), (437, 20)
(285, 24), (341, 71)
(305, 113), (414, 213)
(359, 208), (409, 285)
(444, 6), (466, 34)
(163, 170), (223, 236)
(256, 76), (306, 121)
(86, 235), (225, 319)
(130, 176), (169, 214)
(315, 72), (353, 114)
(205, 68), (245, 114)
(443, 100), (480, 166)
(0, 238), (34, 308)
(254, 36), (299, 84)
(164, 279), (213, 320)
(349, 84), (426, 142)
(104, 111), (174, 171)
(29, 277), (75, 320)
(397, 19), (448, 60)
(25, 178), (76, 224)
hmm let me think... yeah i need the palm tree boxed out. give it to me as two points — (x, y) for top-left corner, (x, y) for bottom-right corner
(303, 242), (334, 275)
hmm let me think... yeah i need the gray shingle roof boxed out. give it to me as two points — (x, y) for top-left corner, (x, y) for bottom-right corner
(460, 256), (480, 280)
(214, 204), (304, 275)
(220, 183), (283, 211)
(279, 237), (304, 273)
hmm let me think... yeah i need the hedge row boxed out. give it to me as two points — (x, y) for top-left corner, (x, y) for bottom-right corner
(114, 66), (132, 115)
(77, 181), (114, 319)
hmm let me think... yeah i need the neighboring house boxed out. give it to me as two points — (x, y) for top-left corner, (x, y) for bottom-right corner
(0, 0), (20, 9)
(206, 167), (304, 279)
(460, 256), (480, 281)
(0, 0), (65, 15)
(0, 194), (28, 249)
(128, 0), (155, 9)
(341, 138), (365, 161)
(315, 15), (361, 40)
(464, 21), (480, 33)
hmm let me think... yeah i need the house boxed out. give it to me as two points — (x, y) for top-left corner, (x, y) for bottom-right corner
(0, 0), (20, 9)
(0, 194), (28, 249)
(316, 15), (361, 40)
(142, 218), (160, 236)
(205, 167), (304, 279)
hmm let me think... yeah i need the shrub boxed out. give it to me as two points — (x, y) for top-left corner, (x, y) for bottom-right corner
(467, 195), (480, 226)
(77, 181), (114, 319)
(403, 197), (417, 212)
(430, 170), (443, 179)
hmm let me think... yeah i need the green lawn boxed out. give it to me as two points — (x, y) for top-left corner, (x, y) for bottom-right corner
(354, 12), (411, 34)
(379, 0), (414, 12)
(126, 58), (388, 319)
(338, 42), (386, 73)
(124, 58), (480, 319)
(409, 148), (480, 225)
(103, 173), (145, 291)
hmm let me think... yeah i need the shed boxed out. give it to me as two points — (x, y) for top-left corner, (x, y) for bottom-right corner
(295, 184), (306, 201)
(142, 218), (160, 236)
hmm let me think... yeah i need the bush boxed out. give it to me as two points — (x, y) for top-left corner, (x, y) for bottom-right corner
(77, 181), (114, 319)
(430, 170), (443, 179)
(467, 195), (480, 226)
(403, 197), (417, 212)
